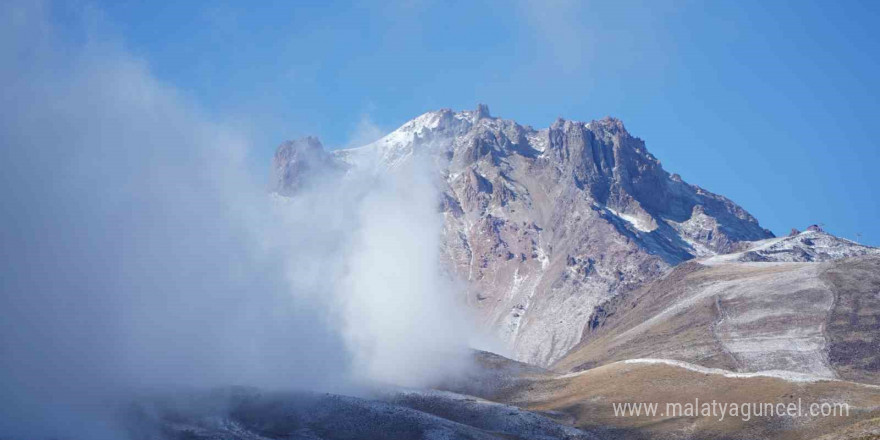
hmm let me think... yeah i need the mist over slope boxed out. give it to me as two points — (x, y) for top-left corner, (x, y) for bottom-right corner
(0, 3), (473, 438)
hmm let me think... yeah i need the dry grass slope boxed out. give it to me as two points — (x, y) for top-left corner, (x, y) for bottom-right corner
(554, 256), (880, 386)
(448, 353), (880, 440)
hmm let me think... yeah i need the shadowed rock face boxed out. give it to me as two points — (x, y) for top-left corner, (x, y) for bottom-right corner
(822, 256), (880, 384)
(271, 137), (343, 196)
(271, 106), (773, 366)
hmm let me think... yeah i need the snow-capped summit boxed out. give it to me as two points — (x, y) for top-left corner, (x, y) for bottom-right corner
(335, 108), (470, 170)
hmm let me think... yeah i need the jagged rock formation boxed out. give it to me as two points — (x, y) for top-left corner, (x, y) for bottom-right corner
(272, 105), (774, 365)
(272, 136), (343, 195)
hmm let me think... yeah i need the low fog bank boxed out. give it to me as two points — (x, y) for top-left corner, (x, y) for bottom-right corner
(0, 2), (475, 439)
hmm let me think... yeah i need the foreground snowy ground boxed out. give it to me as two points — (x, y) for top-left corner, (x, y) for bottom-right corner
(124, 386), (597, 440)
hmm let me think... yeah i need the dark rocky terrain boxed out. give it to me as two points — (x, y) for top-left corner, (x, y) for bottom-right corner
(124, 383), (600, 440)
(129, 349), (880, 440)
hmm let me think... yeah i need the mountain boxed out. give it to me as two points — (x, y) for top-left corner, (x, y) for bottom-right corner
(272, 105), (775, 366)
(256, 105), (880, 439)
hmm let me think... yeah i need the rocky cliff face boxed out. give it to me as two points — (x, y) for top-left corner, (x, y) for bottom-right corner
(271, 136), (343, 195)
(272, 105), (774, 366)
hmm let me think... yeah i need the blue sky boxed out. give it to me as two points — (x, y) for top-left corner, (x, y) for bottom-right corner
(57, 0), (879, 244)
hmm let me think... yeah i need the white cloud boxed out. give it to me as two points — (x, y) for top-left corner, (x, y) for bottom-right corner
(0, 2), (473, 438)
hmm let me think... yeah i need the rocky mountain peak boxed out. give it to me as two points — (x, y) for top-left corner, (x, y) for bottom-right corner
(590, 116), (628, 135)
(271, 136), (339, 195)
(474, 103), (491, 120)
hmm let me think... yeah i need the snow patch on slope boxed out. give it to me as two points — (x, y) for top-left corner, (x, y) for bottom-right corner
(605, 206), (657, 233)
(593, 203), (657, 233)
(336, 110), (467, 171)
(619, 359), (834, 383)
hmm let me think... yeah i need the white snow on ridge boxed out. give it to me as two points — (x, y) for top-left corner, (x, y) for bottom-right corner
(335, 110), (464, 171)
(700, 230), (879, 266)
(677, 233), (717, 258)
(561, 358), (880, 387)
(619, 358), (832, 383)
(526, 130), (549, 153)
(700, 236), (788, 265)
